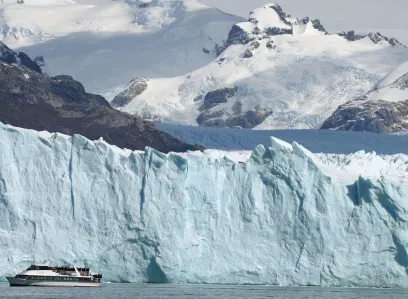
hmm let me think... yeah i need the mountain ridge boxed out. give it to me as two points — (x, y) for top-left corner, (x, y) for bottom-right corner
(0, 40), (199, 152)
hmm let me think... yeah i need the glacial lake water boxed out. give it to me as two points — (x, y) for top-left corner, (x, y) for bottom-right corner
(1, 283), (408, 299)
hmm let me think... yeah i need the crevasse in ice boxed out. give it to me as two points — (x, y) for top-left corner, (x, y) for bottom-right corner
(1, 122), (408, 287)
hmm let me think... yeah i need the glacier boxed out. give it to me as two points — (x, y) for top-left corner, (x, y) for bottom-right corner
(1, 122), (408, 287)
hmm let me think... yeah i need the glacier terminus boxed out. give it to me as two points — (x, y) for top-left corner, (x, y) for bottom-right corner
(1, 122), (408, 287)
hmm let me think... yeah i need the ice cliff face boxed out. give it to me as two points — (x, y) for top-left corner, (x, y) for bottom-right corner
(1, 122), (408, 287)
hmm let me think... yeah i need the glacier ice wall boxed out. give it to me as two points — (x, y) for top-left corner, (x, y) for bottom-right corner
(1, 123), (408, 287)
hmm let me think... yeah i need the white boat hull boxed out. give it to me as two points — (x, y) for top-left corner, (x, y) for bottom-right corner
(6, 276), (101, 287)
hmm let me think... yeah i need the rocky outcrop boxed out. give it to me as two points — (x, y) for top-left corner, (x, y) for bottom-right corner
(0, 42), (197, 152)
(197, 87), (272, 129)
(111, 77), (148, 108)
(338, 31), (405, 47)
(295, 17), (328, 34)
(311, 19), (328, 34)
(266, 41), (276, 50)
(224, 24), (252, 48)
(0, 41), (42, 74)
(322, 65), (408, 133)
(33, 55), (47, 75)
(321, 98), (408, 133)
(197, 106), (272, 129)
(338, 31), (365, 42)
(243, 41), (260, 58)
(200, 87), (238, 110)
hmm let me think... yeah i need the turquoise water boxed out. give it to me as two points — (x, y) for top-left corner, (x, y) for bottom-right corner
(1, 283), (408, 299)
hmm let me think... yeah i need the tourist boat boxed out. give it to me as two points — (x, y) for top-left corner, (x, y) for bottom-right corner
(6, 263), (102, 287)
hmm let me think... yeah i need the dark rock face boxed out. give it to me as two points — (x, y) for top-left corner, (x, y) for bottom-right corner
(0, 41), (42, 74)
(0, 44), (197, 153)
(33, 55), (46, 70)
(111, 77), (148, 108)
(321, 95), (408, 133)
(389, 38), (404, 47)
(224, 24), (252, 47)
(200, 87), (238, 110)
(338, 31), (366, 42)
(338, 31), (405, 47)
(266, 41), (276, 49)
(243, 41), (260, 58)
(197, 87), (271, 129)
(368, 32), (386, 44)
(33, 55), (45, 65)
(393, 73), (408, 89)
(138, 2), (149, 8)
(198, 106), (272, 129)
(249, 41), (260, 50)
(311, 19), (328, 34)
(264, 27), (292, 36)
(243, 50), (253, 58)
(368, 32), (406, 47)
(295, 17), (328, 34)
(322, 69), (408, 133)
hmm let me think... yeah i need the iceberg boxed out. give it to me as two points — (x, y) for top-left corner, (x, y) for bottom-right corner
(1, 122), (408, 287)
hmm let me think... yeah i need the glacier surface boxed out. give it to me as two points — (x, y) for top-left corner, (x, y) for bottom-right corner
(1, 122), (408, 287)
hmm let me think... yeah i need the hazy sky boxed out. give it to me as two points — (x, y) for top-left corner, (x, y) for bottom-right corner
(200, 0), (408, 44)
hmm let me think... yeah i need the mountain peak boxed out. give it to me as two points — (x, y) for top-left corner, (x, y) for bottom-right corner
(248, 4), (292, 29)
(219, 3), (328, 54)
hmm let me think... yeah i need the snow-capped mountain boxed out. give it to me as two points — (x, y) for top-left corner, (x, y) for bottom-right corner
(116, 4), (408, 129)
(322, 61), (408, 133)
(2, 122), (408, 286)
(0, 0), (242, 98)
(2, 1), (408, 130)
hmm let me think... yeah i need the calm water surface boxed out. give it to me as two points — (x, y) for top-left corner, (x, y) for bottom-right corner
(1, 282), (408, 299)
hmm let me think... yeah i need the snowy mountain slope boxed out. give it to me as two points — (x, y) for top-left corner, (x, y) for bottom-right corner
(322, 61), (408, 133)
(1, 0), (242, 97)
(118, 4), (408, 129)
(2, 122), (408, 286)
